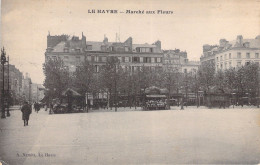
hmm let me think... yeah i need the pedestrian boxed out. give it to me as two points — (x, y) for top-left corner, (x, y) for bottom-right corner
(21, 101), (32, 126)
(35, 102), (40, 113)
(33, 102), (37, 112)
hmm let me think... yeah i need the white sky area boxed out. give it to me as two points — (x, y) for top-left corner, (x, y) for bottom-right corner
(1, 0), (260, 84)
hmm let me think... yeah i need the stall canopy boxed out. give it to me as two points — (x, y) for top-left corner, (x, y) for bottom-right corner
(62, 88), (82, 97)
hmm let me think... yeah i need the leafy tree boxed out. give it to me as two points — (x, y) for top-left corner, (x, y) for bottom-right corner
(214, 70), (226, 91)
(99, 56), (121, 111)
(43, 58), (70, 102)
(162, 65), (178, 109)
(197, 62), (215, 93)
(243, 63), (259, 97)
(224, 68), (237, 92)
(73, 60), (95, 111)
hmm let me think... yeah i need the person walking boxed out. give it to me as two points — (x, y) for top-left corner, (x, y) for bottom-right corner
(21, 101), (32, 126)
(35, 102), (40, 113)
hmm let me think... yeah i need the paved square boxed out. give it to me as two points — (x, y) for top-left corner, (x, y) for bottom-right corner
(1, 107), (260, 164)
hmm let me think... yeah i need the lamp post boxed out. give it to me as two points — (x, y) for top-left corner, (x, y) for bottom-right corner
(257, 66), (260, 108)
(1, 47), (8, 119)
(6, 56), (10, 117)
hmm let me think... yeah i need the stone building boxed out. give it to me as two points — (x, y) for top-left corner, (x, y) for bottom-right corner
(45, 32), (164, 73)
(31, 83), (45, 103)
(163, 49), (200, 73)
(0, 64), (23, 105)
(200, 35), (260, 71)
(21, 73), (32, 103)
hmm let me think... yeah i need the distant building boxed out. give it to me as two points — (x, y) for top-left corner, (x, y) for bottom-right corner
(31, 83), (45, 103)
(200, 35), (260, 71)
(163, 49), (200, 73)
(0, 64), (23, 104)
(21, 73), (32, 103)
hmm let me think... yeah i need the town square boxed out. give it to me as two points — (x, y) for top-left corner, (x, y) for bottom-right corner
(0, 0), (260, 164)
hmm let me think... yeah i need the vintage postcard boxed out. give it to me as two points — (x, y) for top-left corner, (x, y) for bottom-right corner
(0, 0), (260, 164)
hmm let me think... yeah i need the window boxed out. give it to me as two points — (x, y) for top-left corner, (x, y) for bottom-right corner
(184, 69), (187, 73)
(86, 45), (92, 50)
(118, 56), (122, 62)
(151, 58), (155, 63)
(87, 56), (91, 61)
(225, 62), (227, 69)
(125, 47), (129, 52)
(157, 57), (161, 63)
(91, 56), (95, 62)
(122, 57), (125, 62)
(229, 62), (232, 67)
(125, 57), (129, 62)
(98, 56), (102, 62)
(220, 63), (223, 69)
(95, 65), (99, 73)
(237, 61), (241, 67)
(220, 56), (222, 61)
(246, 53), (250, 58)
(75, 49), (80, 53)
(237, 52), (241, 58)
(140, 57), (143, 63)
(255, 53), (259, 58)
(133, 57), (140, 63)
(102, 56), (107, 62)
(225, 54), (227, 60)
(229, 53), (231, 59)
(217, 57), (219, 61)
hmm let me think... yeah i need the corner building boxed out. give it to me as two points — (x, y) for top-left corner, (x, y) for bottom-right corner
(200, 35), (260, 70)
(45, 32), (163, 73)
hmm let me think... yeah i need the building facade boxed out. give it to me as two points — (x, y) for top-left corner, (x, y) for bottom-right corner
(163, 49), (200, 73)
(200, 35), (260, 70)
(45, 33), (164, 73)
(31, 83), (45, 103)
(0, 64), (23, 105)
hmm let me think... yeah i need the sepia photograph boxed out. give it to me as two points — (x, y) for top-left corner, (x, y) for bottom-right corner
(0, 0), (260, 164)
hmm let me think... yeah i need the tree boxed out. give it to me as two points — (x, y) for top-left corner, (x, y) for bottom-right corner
(99, 56), (121, 111)
(197, 62), (215, 93)
(214, 70), (226, 91)
(74, 60), (95, 112)
(224, 68), (237, 92)
(43, 58), (70, 102)
(162, 65), (178, 109)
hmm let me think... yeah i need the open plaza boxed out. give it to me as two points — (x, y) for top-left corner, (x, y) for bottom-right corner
(0, 106), (260, 165)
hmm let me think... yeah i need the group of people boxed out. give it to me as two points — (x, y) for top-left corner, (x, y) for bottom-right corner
(20, 101), (42, 126)
(33, 102), (41, 113)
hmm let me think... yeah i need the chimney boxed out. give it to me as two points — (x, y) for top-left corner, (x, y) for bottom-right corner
(103, 34), (108, 44)
(236, 35), (243, 45)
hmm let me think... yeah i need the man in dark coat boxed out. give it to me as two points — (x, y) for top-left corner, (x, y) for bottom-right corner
(21, 101), (32, 126)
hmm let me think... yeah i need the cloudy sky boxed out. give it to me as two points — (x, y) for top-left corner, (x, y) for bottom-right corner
(1, 0), (260, 84)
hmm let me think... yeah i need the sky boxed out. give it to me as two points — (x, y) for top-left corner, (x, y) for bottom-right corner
(1, 0), (260, 84)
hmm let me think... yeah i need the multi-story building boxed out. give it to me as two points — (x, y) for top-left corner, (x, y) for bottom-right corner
(45, 33), (164, 73)
(31, 83), (45, 103)
(200, 35), (260, 71)
(0, 64), (23, 105)
(200, 45), (218, 66)
(163, 49), (200, 73)
(21, 73), (32, 103)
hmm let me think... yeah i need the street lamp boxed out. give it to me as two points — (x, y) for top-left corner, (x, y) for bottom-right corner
(1, 47), (8, 119)
(6, 56), (10, 117)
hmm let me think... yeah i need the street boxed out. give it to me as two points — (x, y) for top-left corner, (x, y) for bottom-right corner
(0, 106), (260, 164)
